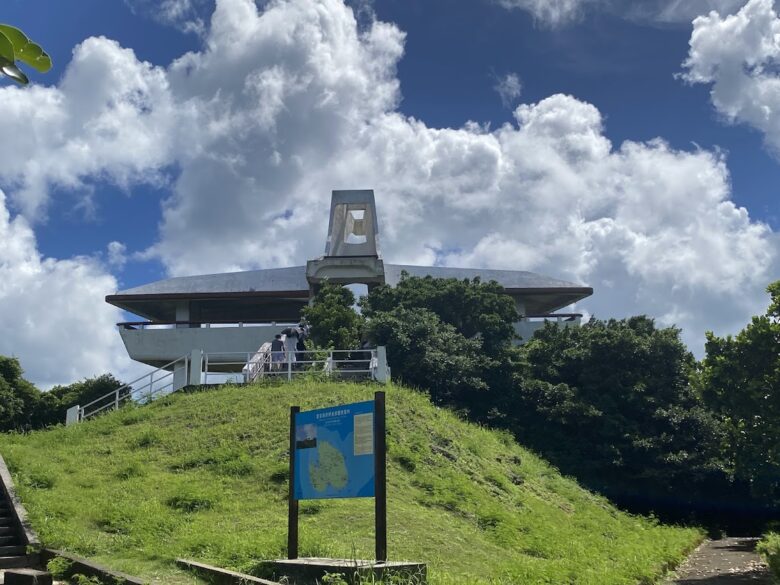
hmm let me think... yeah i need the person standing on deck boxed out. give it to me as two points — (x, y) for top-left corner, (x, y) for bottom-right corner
(270, 334), (285, 370)
(281, 326), (299, 363)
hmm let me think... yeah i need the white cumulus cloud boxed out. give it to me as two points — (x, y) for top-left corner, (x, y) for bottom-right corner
(0, 190), (136, 388)
(495, 0), (748, 27)
(682, 0), (780, 156)
(494, 73), (523, 108)
(0, 36), (176, 220)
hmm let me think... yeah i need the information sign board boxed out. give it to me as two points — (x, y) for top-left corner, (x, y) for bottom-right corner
(293, 400), (375, 500)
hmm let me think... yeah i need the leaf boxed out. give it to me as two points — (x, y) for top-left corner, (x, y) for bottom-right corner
(18, 42), (51, 73)
(0, 61), (28, 85)
(0, 31), (14, 64)
(0, 24), (52, 73)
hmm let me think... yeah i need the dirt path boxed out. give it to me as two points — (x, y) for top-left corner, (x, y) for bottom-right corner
(665, 537), (773, 584)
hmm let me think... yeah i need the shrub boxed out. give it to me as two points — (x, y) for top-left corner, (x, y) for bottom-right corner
(757, 532), (780, 579)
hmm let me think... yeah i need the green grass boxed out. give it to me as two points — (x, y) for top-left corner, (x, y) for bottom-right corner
(758, 531), (780, 581)
(0, 381), (702, 584)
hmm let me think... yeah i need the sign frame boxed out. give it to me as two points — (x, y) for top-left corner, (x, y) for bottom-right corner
(287, 391), (387, 562)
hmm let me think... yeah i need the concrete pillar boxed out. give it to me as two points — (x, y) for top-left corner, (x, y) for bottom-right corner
(188, 349), (203, 386)
(173, 361), (188, 391)
(65, 405), (80, 426)
(175, 302), (189, 328)
(375, 346), (390, 384)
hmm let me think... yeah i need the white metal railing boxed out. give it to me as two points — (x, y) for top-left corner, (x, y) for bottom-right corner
(204, 348), (381, 384)
(66, 346), (390, 425)
(71, 355), (189, 423)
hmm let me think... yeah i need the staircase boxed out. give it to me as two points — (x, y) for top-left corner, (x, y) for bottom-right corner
(0, 484), (28, 569)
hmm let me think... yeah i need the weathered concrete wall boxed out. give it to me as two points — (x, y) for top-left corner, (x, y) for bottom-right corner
(119, 326), (280, 367)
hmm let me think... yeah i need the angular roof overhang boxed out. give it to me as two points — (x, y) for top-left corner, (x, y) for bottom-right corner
(107, 263), (592, 322)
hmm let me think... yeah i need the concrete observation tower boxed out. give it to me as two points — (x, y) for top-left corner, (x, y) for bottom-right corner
(107, 190), (592, 377)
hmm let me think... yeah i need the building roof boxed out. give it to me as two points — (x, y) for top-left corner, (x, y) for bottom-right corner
(111, 266), (310, 299)
(107, 263), (591, 320)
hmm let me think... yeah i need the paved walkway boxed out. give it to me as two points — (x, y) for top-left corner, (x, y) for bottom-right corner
(666, 537), (773, 584)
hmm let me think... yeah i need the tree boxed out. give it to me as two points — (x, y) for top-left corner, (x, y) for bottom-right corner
(365, 306), (488, 410)
(510, 316), (727, 510)
(0, 356), (40, 432)
(35, 374), (126, 428)
(0, 24), (52, 85)
(301, 282), (364, 349)
(699, 281), (780, 502)
(361, 273), (520, 356)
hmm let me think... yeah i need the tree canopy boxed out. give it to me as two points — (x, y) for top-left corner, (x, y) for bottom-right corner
(698, 281), (780, 501)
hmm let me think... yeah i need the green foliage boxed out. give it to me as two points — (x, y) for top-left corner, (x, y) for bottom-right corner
(0, 24), (52, 85)
(699, 281), (780, 502)
(37, 374), (126, 428)
(0, 360), (125, 431)
(512, 316), (728, 507)
(757, 532), (780, 579)
(361, 273), (519, 355)
(0, 356), (41, 431)
(0, 381), (701, 585)
(47, 556), (74, 578)
(366, 307), (488, 409)
(302, 282), (364, 349)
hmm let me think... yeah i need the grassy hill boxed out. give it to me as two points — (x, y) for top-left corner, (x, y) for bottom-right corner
(0, 381), (702, 584)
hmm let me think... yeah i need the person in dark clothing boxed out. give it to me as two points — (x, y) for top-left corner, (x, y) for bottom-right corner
(271, 334), (285, 370)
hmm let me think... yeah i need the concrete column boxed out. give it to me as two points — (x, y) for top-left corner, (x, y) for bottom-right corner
(375, 346), (390, 384)
(173, 361), (188, 391)
(188, 349), (203, 386)
(175, 302), (190, 328)
(65, 405), (80, 426)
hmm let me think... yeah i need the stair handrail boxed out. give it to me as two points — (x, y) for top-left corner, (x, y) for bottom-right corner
(77, 354), (189, 421)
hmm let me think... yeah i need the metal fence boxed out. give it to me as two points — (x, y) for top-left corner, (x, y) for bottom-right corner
(66, 347), (389, 425)
(72, 355), (189, 422)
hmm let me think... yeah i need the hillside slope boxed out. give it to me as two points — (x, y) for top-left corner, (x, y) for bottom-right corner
(0, 382), (701, 584)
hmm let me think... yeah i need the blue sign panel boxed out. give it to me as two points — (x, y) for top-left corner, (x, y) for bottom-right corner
(294, 400), (375, 500)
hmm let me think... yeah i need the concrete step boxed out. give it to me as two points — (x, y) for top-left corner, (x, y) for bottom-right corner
(0, 545), (26, 557)
(0, 534), (19, 545)
(0, 517), (14, 526)
(4, 569), (54, 585)
(0, 525), (14, 535)
(0, 555), (29, 569)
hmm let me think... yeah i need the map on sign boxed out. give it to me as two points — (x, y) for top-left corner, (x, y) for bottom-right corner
(294, 400), (375, 500)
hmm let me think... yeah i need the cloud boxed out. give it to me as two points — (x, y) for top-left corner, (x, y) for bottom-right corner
(681, 0), (780, 155)
(495, 0), (598, 27)
(0, 0), (776, 388)
(494, 73), (523, 108)
(494, 0), (748, 27)
(0, 190), (137, 388)
(124, 0), (212, 35)
(0, 36), (176, 220)
(107, 241), (127, 268)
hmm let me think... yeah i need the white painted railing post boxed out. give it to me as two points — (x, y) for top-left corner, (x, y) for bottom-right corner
(375, 346), (390, 384)
(65, 405), (80, 426)
(188, 350), (203, 386)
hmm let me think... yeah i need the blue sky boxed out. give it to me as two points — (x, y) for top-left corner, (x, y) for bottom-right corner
(0, 0), (778, 385)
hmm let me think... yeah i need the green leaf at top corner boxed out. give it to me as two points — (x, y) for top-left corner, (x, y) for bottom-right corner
(1, 61), (29, 85)
(0, 31), (15, 64)
(0, 24), (28, 52)
(18, 42), (51, 73)
(0, 24), (52, 73)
